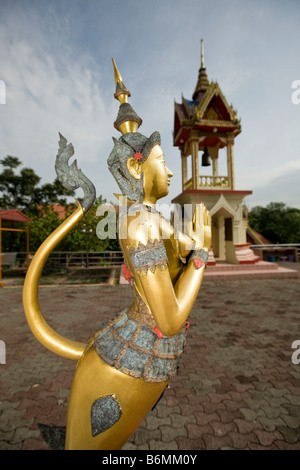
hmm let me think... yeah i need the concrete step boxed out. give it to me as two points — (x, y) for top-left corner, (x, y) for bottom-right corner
(206, 261), (278, 272)
(204, 262), (299, 280)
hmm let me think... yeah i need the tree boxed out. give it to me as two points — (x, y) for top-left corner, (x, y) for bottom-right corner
(26, 207), (62, 252)
(0, 156), (74, 214)
(0, 156), (41, 211)
(38, 178), (75, 206)
(59, 196), (120, 252)
(248, 202), (300, 244)
(0, 155), (120, 253)
(2, 196), (120, 254)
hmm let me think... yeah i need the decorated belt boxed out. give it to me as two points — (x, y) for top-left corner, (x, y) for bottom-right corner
(93, 310), (187, 383)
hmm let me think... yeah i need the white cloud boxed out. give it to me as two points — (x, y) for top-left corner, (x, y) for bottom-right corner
(0, 0), (300, 210)
(238, 159), (300, 190)
(245, 169), (300, 210)
(0, 22), (118, 201)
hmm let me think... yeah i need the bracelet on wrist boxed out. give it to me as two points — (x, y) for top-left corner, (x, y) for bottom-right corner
(190, 248), (209, 270)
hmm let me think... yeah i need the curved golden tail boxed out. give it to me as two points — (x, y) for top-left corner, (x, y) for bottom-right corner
(23, 203), (86, 361)
(23, 134), (96, 362)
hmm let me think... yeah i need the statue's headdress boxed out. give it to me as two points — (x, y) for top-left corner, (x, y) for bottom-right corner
(107, 59), (161, 201)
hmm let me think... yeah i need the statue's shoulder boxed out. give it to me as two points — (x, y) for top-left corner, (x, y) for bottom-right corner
(120, 203), (162, 248)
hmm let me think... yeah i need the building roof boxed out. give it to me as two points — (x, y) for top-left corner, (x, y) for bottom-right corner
(173, 41), (241, 149)
(0, 209), (31, 223)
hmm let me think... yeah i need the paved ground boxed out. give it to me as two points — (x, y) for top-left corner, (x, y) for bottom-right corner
(0, 265), (299, 450)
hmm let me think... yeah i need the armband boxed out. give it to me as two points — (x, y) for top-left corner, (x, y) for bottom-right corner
(128, 239), (168, 275)
(190, 249), (208, 270)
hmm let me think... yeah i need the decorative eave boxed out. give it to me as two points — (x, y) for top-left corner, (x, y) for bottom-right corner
(173, 81), (241, 148)
(173, 101), (190, 147)
(174, 100), (188, 124)
(173, 113), (241, 148)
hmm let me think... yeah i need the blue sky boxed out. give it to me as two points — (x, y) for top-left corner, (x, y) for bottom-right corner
(0, 0), (299, 211)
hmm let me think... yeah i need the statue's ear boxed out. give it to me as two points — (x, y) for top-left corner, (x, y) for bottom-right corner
(127, 157), (142, 180)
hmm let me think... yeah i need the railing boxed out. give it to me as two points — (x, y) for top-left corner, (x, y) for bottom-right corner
(8, 245), (300, 270)
(199, 175), (229, 188)
(14, 251), (124, 269)
(1, 252), (17, 267)
(250, 244), (300, 262)
(251, 244), (300, 252)
(184, 175), (229, 190)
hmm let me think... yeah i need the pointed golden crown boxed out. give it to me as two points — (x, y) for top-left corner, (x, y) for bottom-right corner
(112, 58), (142, 135)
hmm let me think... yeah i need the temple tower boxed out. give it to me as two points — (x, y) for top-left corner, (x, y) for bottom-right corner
(172, 40), (259, 265)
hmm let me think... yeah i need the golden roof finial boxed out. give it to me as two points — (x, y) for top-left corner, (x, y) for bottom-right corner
(112, 58), (142, 134)
(201, 39), (204, 69)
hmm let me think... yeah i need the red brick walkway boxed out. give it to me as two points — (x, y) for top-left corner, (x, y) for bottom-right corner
(0, 274), (299, 450)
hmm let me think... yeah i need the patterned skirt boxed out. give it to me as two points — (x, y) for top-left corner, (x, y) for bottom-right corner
(93, 310), (187, 383)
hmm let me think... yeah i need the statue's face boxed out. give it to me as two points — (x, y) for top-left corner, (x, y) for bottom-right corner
(141, 144), (173, 203)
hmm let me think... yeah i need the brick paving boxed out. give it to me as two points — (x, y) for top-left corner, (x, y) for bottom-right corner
(0, 269), (299, 450)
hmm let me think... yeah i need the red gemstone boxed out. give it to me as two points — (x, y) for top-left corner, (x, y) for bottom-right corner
(122, 263), (133, 282)
(193, 258), (204, 269)
(152, 326), (164, 339)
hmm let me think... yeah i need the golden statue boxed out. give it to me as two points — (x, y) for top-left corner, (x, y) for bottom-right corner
(22, 59), (211, 450)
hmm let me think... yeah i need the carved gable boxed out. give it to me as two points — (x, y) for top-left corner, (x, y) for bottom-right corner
(194, 83), (237, 123)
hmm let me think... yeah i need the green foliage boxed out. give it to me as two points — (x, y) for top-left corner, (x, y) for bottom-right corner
(0, 155), (120, 253)
(248, 202), (300, 244)
(0, 156), (74, 214)
(1, 225), (27, 253)
(0, 155), (119, 252)
(58, 196), (120, 252)
(17, 197), (120, 253)
(26, 208), (62, 252)
(0, 156), (41, 211)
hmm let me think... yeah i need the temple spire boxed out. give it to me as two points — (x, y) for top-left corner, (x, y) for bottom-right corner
(112, 58), (131, 104)
(112, 58), (142, 135)
(201, 38), (204, 68)
(192, 39), (209, 101)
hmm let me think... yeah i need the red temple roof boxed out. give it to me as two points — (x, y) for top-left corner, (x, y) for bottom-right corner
(0, 209), (31, 223)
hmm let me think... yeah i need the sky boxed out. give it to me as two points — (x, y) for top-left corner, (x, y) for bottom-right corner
(0, 0), (299, 213)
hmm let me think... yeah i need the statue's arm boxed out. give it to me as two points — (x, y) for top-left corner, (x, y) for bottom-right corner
(138, 255), (207, 337)
(125, 204), (211, 337)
